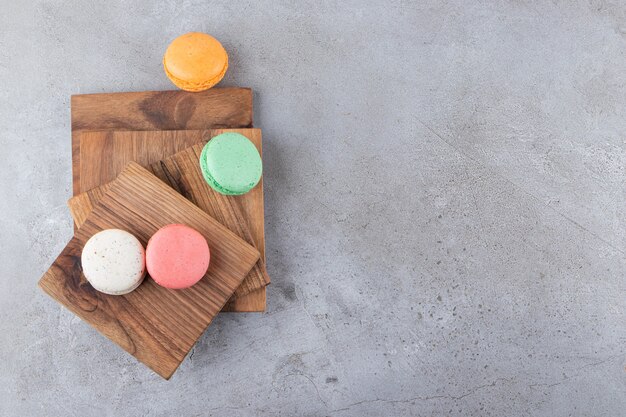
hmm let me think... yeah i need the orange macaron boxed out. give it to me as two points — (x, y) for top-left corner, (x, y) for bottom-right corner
(163, 32), (228, 92)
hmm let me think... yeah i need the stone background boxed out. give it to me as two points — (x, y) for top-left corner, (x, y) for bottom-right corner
(1, 1), (624, 416)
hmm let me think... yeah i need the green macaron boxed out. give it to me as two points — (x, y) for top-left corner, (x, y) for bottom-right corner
(199, 132), (263, 195)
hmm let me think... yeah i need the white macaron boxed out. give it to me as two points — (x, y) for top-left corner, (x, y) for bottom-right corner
(81, 229), (146, 295)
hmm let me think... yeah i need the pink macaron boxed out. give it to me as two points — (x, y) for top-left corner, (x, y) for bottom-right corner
(146, 224), (210, 289)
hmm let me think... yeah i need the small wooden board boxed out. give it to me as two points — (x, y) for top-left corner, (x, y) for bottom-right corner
(71, 88), (253, 196)
(69, 129), (270, 299)
(39, 162), (260, 379)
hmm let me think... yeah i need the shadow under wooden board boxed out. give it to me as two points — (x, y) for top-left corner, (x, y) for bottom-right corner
(69, 129), (270, 299)
(72, 91), (265, 310)
(39, 162), (260, 379)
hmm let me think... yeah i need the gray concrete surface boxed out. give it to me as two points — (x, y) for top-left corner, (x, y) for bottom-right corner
(1, 1), (624, 416)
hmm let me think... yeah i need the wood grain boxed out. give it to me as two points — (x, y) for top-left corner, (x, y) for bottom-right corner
(72, 90), (264, 312)
(79, 130), (209, 192)
(71, 88), (253, 196)
(69, 129), (270, 299)
(40, 162), (260, 379)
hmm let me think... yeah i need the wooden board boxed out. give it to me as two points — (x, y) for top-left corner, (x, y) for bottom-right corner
(75, 129), (267, 311)
(39, 162), (260, 379)
(71, 88), (253, 196)
(69, 129), (270, 299)
(72, 90), (264, 312)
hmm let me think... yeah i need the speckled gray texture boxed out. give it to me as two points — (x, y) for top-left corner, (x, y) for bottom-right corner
(1, 1), (625, 416)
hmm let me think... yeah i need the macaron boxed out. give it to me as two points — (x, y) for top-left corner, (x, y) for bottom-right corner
(146, 224), (210, 289)
(199, 132), (263, 196)
(81, 229), (146, 295)
(163, 32), (228, 92)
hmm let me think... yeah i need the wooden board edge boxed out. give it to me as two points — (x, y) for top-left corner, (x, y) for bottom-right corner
(223, 287), (267, 312)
